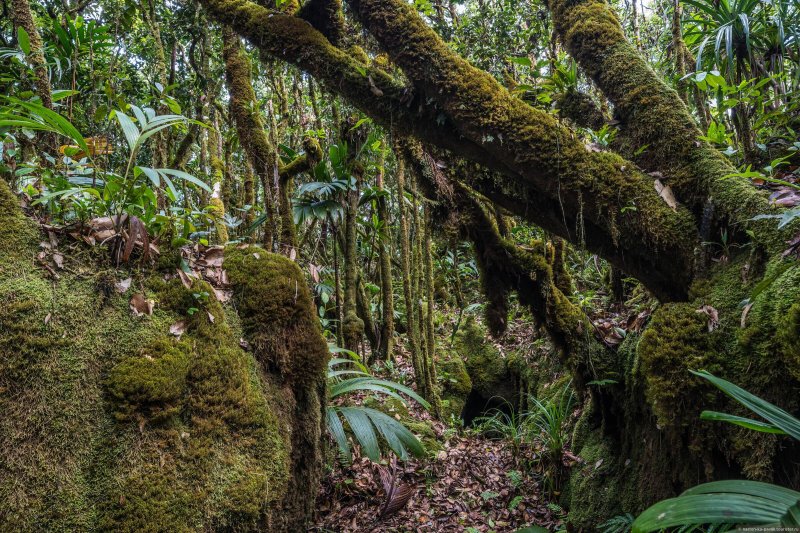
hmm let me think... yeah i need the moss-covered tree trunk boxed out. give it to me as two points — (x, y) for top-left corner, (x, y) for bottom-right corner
(394, 146), (427, 396)
(10, 0), (51, 110)
(221, 25), (280, 249)
(341, 121), (366, 353)
(375, 148), (395, 361)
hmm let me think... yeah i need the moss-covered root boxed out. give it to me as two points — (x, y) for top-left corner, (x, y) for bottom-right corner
(565, 256), (800, 527)
(224, 247), (329, 529)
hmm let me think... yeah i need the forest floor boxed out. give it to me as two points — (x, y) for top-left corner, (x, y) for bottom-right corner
(313, 344), (567, 533)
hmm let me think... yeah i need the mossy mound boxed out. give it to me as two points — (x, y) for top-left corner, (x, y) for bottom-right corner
(436, 349), (472, 420)
(0, 181), (326, 531)
(457, 318), (514, 401)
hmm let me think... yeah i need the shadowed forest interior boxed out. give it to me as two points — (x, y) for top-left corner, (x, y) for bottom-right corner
(1, 0), (800, 530)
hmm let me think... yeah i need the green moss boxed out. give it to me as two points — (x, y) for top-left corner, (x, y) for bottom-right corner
(404, 419), (442, 455)
(0, 189), (321, 530)
(556, 90), (606, 129)
(566, 432), (625, 525)
(565, 253), (800, 525)
(436, 349), (472, 419)
(457, 318), (511, 400)
(223, 246), (329, 529)
(779, 303), (800, 381)
(636, 302), (721, 429)
(107, 338), (191, 423)
(342, 309), (365, 346)
(224, 247), (328, 386)
(98, 466), (194, 533)
(0, 179), (37, 270)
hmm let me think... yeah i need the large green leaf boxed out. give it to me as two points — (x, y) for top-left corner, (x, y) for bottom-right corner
(682, 480), (800, 506)
(782, 501), (800, 526)
(632, 493), (787, 532)
(362, 407), (425, 460)
(158, 168), (211, 193)
(326, 406), (351, 461)
(692, 370), (800, 440)
(338, 406), (381, 461)
(17, 27), (30, 55)
(328, 377), (430, 408)
(2, 97), (88, 153)
(699, 410), (786, 434)
(114, 111), (140, 152)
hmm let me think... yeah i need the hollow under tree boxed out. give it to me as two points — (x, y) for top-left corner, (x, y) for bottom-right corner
(197, 0), (800, 524)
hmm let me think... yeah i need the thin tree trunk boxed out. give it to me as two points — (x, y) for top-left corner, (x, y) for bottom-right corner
(138, 0), (169, 169)
(423, 205), (440, 414)
(394, 145), (426, 396)
(11, 0), (53, 151)
(11, 0), (51, 110)
(375, 148), (395, 360)
(411, 177), (435, 401)
(341, 134), (364, 353)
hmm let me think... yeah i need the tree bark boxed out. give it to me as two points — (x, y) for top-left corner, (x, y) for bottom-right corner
(11, 0), (52, 111)
(375, 148), (395, 360)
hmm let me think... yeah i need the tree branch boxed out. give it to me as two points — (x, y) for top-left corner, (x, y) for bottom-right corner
(548, 0), (793, 250)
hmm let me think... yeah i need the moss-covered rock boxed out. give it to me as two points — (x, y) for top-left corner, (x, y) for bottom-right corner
(224, 246), (330, 530)
(0, 180), (326, 532)
(436, 348), (472, 420)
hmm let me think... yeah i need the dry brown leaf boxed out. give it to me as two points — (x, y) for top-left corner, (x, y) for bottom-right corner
(654, 179), (678, 210)
(309, 263), (320, 283)
(696, 304), (720, 332)
(213, 288), (232, 303)
(741, 302), (754, 328)
(177, 269), (193, 289)
(202, 246), (225, 267)
(44, 313), (52, 325)
(129, 293), (154, 316)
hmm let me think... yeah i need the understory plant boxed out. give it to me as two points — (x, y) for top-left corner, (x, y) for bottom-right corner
(472, 383), (574, 494)
(529, 384), (574, 495)
(326, 345), (430, 462)
(0, 97), (211, 259)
